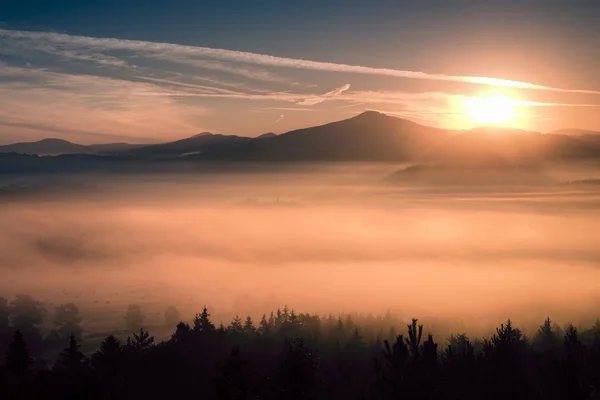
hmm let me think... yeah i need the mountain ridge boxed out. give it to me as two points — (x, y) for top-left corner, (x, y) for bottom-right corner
(2, 112), (600, 166)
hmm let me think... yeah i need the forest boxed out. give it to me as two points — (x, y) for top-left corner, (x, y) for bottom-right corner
(1, 294), (600, 399)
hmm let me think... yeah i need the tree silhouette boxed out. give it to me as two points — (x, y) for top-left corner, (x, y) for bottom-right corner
(192, 306), (215, 333)
(171, 322), (193, 344)
(5, 329), (33, 381)
(127, 328), (155, 353)
(258, 314), (271, 335)
(214, 346), (248, 399)
(243, 316), (256, 336)
(0, 298), (600, 399)
(228, 315), (244, 335)
(91, 334), (125, 397)
(277, 337), (319, 400)
(55, 333), (86, 372)
(533, 317), (561, 354)
(0, 296), (8, 330)
(406, 318), (423, 361)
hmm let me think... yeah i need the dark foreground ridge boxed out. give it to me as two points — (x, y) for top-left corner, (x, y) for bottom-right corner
(1, 294), (600, 399)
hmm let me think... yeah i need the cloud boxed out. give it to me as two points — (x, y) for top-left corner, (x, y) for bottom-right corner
(297, 84), (351, 106)
(275, 115), (284, 123)
(248, 107), (314, 112)
(517, 100), (600, 107)
(1, 29), (599, 95)
(57, 50), (133, 68)
(0, 66), (209, 143)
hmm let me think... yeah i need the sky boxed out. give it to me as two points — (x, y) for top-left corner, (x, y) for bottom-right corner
(1, 0), (600, 144)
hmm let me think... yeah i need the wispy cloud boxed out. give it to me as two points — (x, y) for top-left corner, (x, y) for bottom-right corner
(56, 50), (133, 68)
(1, 29), (599, 95)
(517, 100), (600, 107)
(0, 67), (209, 143)
(297, 84), (351, 106)
(275, 115), (284, 123)
(248, 107), (315, 112)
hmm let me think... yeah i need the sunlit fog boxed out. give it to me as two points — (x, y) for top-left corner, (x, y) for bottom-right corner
(2, 163), (600, 340)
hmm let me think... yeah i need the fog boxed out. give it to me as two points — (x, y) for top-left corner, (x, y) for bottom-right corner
(2, 163), (600, 338)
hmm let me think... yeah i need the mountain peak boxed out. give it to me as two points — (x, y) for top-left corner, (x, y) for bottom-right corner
(37, 138), (73, 144)
(354, 110), (387, 119)
(257, 132), (277, 139)
(191, 132), (213, 138)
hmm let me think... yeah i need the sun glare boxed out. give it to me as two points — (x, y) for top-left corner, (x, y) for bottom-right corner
(463, 92), (519, 127)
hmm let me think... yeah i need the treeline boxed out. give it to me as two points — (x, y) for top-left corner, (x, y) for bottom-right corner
(1, 294), (600, 399)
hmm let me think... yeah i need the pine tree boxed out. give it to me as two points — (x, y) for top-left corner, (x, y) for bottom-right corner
(268, 311), (276, 328)
(193, 306), (215, 333)
(55, 333), (86, 372)
(258, 314), (270, 335)
(130, 328), (155, 351)
(533, 317), (560, 353)
(282, 305), (290, 322)
(0, 296), (9, 330)
(171, 322), (192, 344)
(346, 328), (365, 354)
(406, 319), (423, 361)
(91, 335), (124, 376)
(215, 346), (248, 399)
(5, 329), (33, 380)
(228, 315), (244, 334)
(243, 315), (256, 335)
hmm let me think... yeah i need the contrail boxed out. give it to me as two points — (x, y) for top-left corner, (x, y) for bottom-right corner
(2, 29), (599, 95)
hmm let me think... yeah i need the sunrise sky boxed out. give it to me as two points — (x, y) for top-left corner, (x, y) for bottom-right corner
(1, 0), (600, 144)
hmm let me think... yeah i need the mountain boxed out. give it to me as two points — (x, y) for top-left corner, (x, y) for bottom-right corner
(0, 139), (147, 156)
(0, 138), (90, 156)
(87, 143), (146, 154)
(551, 129), (600, 136)
(257, 132), (277, 139)
(206, 111), (452, 162)
(2, 113), (600, 171)
(126, 133), (253, 158)
(420, 127), (600, 165)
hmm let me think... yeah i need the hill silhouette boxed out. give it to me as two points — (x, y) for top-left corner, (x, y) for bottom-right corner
(0, 139), (90, 156)
(126, 133), (252, 158)
(2, 112), (600, 172)
(203, 111), (452, 162)
(0, 139), (144, 156)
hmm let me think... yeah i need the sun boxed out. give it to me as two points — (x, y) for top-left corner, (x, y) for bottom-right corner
(462, 92), (519, 126)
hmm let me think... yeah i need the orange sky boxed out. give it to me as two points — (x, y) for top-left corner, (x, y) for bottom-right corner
(1, 2), (599, 144)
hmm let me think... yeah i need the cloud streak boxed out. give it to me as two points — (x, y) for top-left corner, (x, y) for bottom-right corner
(297, 84), (351, 106)
(2, 29), (599, 95)
(0, 66), (209, 143)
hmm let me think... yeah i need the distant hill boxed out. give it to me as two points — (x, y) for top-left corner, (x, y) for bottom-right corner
(87, 143), (146, 154)
(257, 132), (278, 139)
(0, 138), (90, 156)
(0, 139), (146, 156)
(2, 113), (600, 172)
(126, 133), (252, 158)
(421, 127), (600, 165)
(205, 111), (452, 162)
(551, 129), (600, 136)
